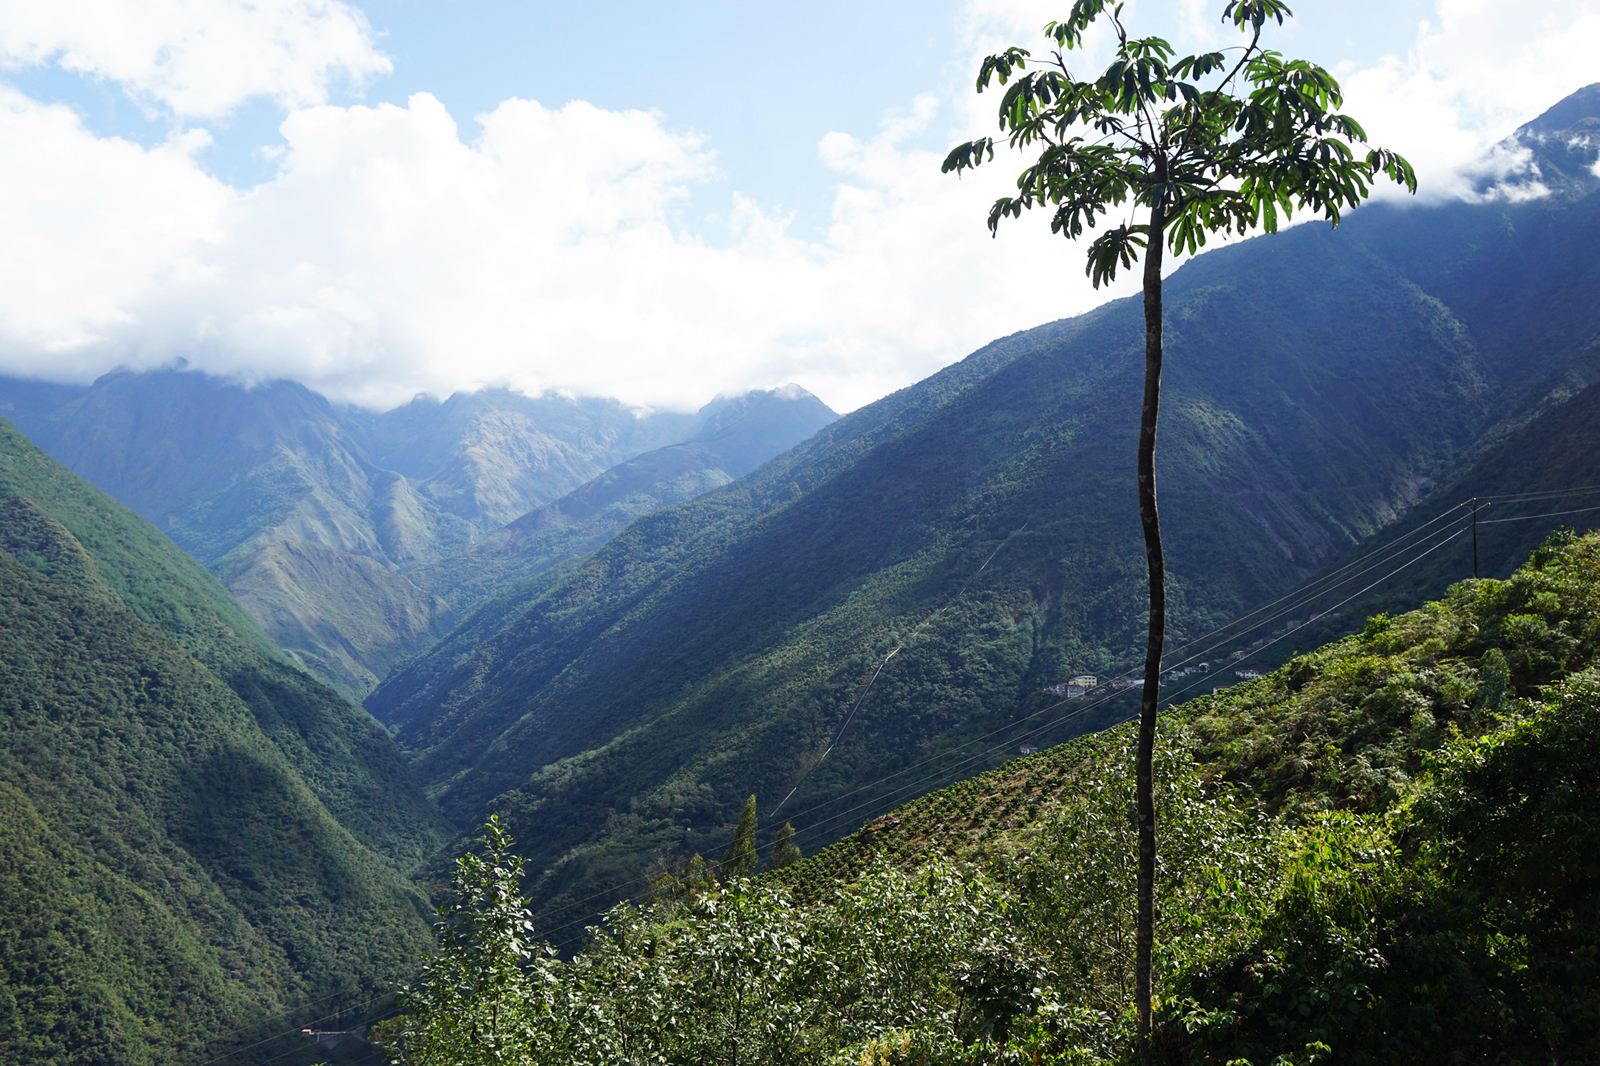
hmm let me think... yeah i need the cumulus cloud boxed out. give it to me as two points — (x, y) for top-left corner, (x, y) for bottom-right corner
(1337, 0), (1600, 199)
(0, 0), (1593, 413)
(0, 87), (230, 363)
(0, 84), (1115, 411)
(0, 0), (389, 117)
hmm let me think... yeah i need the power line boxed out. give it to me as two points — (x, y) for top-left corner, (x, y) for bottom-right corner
(1480, 502), (1600, 525)
(1476, 482), (1600, 504)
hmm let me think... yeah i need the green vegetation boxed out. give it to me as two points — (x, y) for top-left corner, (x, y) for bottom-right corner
(0, 416), (445, 1064)
(383, 530), (1600, 1064)
(374, 200), (1502, 927)
(1269, 376), (1600, 662)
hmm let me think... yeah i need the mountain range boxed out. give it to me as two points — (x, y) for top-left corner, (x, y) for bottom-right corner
(0, 374), (837, 699)
(0, 84), (1595, 1062)
(363, 85), (1600, 928)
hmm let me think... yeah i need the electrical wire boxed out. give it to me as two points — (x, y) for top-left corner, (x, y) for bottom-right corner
(1479, 502), (1600, 525)
(1476, 482), (1600, 503)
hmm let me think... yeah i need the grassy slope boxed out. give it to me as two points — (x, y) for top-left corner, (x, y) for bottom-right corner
(0, 417), (445, 1064)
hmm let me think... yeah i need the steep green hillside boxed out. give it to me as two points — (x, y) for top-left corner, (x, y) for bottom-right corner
(778, 527), (1600, 892)
(772, 529), (1600, 1062)
(1239, 375), (1600, 675)
(0, 370), (480, 698)
(0, 416), (444, 1065)
(384, 532), (1600, 1065)
(371, 89), (1600, 931)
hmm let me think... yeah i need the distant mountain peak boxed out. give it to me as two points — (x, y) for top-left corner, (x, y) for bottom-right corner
(691, 384), (837, 444)
(1517, 82), (1600, 138)
(1453, 85), (1600, 203)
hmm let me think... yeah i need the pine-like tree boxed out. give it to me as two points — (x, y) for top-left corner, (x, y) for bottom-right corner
(720, 795), (759, 880)
(770, 822), (802, 870)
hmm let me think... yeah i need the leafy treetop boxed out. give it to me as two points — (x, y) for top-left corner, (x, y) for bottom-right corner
(942, 0), (1418, 287)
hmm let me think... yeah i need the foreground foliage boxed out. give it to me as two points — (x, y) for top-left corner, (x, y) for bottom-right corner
(382, 531), (1600, 1065)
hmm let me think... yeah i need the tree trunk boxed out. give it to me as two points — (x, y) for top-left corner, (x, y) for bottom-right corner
(1135, 196), (1168, 1065)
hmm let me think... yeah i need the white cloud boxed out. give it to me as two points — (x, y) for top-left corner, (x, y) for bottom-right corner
(1339, 0), (1600, 199)
(0, 87), (229, 366)
(0, 87), (1118, 412)
(0, 0), (390, 117)
(0, 0), (1592, 415)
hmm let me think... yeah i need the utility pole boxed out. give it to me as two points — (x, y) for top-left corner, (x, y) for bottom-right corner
(1471, 499), (1480, 579)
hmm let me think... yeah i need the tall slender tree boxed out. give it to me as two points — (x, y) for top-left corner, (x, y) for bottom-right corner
(942, 2), (1414, 1058)
(720, 795), (760, 880)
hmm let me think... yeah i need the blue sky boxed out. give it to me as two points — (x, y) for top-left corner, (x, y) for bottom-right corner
(0, 0), (1594, 411)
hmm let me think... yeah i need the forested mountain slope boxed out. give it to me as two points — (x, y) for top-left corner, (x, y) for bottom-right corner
(370, 87), (1600, 929)
(1240, 374), (1600, 671)
(382, 531), (1600, 1065)
(0, 372), (834, 699)
(0, 416), (444, 1064)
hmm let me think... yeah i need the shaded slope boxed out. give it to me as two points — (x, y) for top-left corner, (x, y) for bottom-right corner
(1241, 376), (1600, 669)
(0, 416), (445, 1063)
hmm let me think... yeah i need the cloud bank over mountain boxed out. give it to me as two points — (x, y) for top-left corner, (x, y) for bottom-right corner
(0, 0), (1594, 413)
